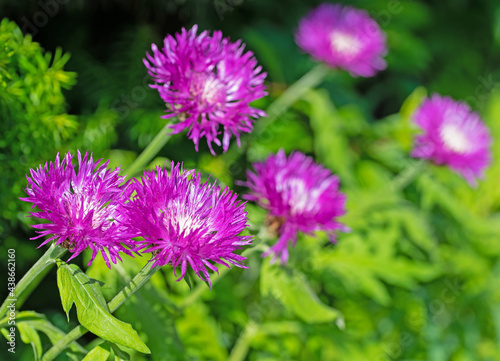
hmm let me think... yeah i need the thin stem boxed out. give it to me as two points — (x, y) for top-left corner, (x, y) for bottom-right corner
(180, 230), (269, 308)
(391, 159), (428, 191)
(222, 64), (330, 165)
(0, 243), (66, 318)
(253, 63), (329, 137)
(41, 325), (87, 361)
(125, 122), (172, 179)
(227, 323), (258, 361)
(42, 261), (160, 361)
(108, 261), (159, 312)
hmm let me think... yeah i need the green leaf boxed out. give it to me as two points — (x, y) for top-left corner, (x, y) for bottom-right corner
(305, 89), (355, 185)
(18, 322), (42, 360)
(176, 303), (228, 361)
(86, 255), (185, 359)
(0, 311), (86, 354)
(56, 260), (150, 354)
(313, 234), (440, 306)
(110, 343), (131, 361)
(399, 86), (427, 121)
(261, 260), (343, 325)
(81, 345), (111, 361)
(115, 266), (186, 360)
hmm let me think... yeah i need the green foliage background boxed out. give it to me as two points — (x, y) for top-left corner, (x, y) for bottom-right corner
(1, 0), (500, 360)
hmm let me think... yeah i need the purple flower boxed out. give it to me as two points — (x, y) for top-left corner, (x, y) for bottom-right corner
(21, 151), (136, 267)
(241, 150), (347, 263)
(121, 162), (251, 286)
(411, 94), (492, 186)
(295, 3), (387, 77)
(144, 25), (267, 154)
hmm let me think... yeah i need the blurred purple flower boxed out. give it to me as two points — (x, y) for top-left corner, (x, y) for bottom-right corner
(144, 25), (267, 154)
(241, 150), (348, 263)
(411, 94), (492, 186)
(21, 151), (136, 267)
(295, 3), (387, 77)
(121, 162), (251, 286)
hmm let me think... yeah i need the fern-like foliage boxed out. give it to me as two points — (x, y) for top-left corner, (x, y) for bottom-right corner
(0, 19), (77, 234)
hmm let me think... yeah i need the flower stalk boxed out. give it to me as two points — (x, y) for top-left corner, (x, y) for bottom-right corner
(391, 159), (428, 191)
(253, 63), (329, 137)
(124, 122), (172, 179)
(0, 243), (66, 318)
(223, 63), (329, 165)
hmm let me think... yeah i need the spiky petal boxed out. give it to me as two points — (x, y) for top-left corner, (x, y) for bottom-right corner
(121, 162), (251, 287)
(295, 3), (387, 77)
(411, 94), (492, 186)
(144, 25), (267, 154)
(21, 151), (137, 267)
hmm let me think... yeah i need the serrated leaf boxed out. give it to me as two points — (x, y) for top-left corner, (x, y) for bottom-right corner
(261, 260), (342, 324)
(56, 260), (150, 354)
(314, 234), (440, 306)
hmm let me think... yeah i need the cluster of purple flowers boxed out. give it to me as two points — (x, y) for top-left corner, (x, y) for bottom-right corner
(23, 151), (251, 284)
(23, 148), (349, 279)
(22, 3), (493, 285)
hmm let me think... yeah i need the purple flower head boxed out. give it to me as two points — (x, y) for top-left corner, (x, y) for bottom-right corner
(295, 3), (387, 77)
(21, 151), (137, 267)
(121, 162), (251, 287)
(144, 25), (267, 154)
(411, 94), (492, 186)
(241, 150), (348, 264)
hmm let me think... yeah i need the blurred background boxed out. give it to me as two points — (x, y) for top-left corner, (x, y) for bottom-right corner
(2, 0), (500, 360)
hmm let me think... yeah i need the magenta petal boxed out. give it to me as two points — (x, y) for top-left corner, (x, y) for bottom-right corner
(119, 162), (252, 286)
(20, 150), (138, 268)
(144, 25), (267, 154)
(242, 150), (348, 263)
(295, 3), (387, 77)
(411, 94), (492, 186)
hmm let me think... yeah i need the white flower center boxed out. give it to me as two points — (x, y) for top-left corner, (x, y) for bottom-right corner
(329, 31), (362, 57)
(191, 73), (226, 108)
(64, 193), (110, 230)
(175, 213), (204, 236)
(440, 123), (472, 154)
(286, 178), (315, 215)
(202, 77), (225, 105)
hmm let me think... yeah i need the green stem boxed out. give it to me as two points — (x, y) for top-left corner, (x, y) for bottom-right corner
(0, 243), (66, 318)
(227, 323), (258, 361)
(42, 325), (87, 361)
(108, 261), (159, 312)
(125, 122), (172, 179)
(253, 63), (330, 137)
(391, 159), (428, 191)
(221, 64), (330, 165)
(41, 261), (160, 361)
(180, 230), (269, 308)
